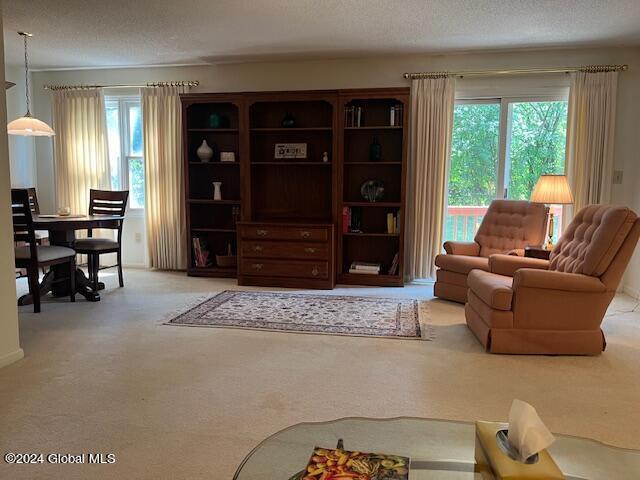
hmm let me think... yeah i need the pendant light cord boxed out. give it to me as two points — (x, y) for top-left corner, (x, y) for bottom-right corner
(21, 33), (31, 117)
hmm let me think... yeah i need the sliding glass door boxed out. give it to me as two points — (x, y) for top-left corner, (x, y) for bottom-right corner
(445, 97), (568, 242)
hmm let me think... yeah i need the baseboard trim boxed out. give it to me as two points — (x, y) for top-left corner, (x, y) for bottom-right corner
(0, 348), (24, 369)
(623, 285), (640, 299)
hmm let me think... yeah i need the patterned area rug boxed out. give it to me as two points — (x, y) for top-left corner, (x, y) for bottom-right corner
(166, 291), (426, 340)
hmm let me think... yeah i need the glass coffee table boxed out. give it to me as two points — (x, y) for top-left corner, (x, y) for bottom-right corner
(233, 417), (640, 480)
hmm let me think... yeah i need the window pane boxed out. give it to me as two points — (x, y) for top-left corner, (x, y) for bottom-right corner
(445, 102), (500, 242)
(105, 102), (121, 189)
(506, 101), (568, 241)
(128, 157), (145, 209)
(128, 105), (143, 156)
(506, 101), (568, 200)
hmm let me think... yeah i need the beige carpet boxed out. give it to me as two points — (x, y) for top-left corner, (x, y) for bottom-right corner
(1, 269), (639, 479)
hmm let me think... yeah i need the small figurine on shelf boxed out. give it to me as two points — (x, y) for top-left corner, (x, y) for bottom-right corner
(322, 151), (329, 163)
(213, 182), (222, 200)
(281, 112), (296, 128)
(232, 206), (241, 225)
(369, 136), (382, 161)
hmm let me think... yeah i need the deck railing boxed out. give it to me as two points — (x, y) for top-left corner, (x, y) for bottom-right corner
(445, 205), (562, 243)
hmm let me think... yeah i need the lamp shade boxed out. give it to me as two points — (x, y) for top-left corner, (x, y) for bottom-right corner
(531, 174), (573, 204)
(7, 115), (55, 137)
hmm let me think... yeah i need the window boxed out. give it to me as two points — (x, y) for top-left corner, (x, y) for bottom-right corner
(445, 97), (568, 242)
(105, 96), (145, 209)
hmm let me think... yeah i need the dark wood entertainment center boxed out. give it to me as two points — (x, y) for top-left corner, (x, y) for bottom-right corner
(181, 88), (409, 288)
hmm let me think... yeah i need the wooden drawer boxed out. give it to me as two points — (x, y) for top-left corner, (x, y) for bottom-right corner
(241, 241), (328, 260)
(239, 225), (329, 242)
(240, 259), (329, 280)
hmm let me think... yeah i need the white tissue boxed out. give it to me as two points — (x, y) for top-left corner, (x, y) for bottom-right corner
(507, 399), (556, 462)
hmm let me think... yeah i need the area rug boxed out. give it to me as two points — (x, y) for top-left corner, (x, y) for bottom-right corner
(165, 290), (427, 340)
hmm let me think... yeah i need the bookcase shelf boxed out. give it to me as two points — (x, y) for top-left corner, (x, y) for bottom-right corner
(338, 91), (409, 286)
(188, 128), (239, 133)
(344, 126), (403, 130)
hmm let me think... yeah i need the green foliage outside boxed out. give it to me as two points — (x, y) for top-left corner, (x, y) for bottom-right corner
(445, 101), (567, 242)
(128, 158), (145, 209)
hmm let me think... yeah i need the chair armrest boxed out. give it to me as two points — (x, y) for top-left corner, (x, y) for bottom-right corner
(489, 254), (549, 277)
(505, 248), (524, 256)
(513, 269), (607, 293)
(443, 241), (480, 256)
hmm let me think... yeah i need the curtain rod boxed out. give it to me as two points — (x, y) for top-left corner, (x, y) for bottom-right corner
(44, 80), (199, 91)
(403, 64), (628, 79)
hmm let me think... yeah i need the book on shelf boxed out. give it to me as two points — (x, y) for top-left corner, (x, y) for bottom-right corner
(349, 261), (381, 274)
(388, 252), (400, 275)
(390, 103), (404, 126)
(342, 206), (350, 233)
(192, 237), (211, 267)
(343, 105), (362, 127)
(386, 211), (400, 234)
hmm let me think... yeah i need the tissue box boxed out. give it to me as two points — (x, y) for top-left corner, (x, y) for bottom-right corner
(475, 421), (564, 480)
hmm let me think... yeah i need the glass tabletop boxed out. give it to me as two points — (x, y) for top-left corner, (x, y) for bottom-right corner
(233, 417), (640, 480)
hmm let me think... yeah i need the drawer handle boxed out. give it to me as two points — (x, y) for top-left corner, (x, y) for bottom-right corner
(300, 230), (311, 239)
(311, 266), (319, 277)
(304, 247), (317, 254)
(252, 245), (264, 252)
(256, 229), (268, 236)
(251, 263), (264, 271)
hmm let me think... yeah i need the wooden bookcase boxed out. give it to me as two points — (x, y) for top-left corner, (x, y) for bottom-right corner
(181, 88), (409, 288)
(181, 94), (246, 277)
(337, 89), (409, 286)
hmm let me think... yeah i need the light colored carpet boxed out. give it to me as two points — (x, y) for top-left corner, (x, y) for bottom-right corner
(0, 269), (639, 480)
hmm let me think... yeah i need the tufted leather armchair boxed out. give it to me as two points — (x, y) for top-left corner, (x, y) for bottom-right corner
(434, 200), (548, 303)
(465, 205), (640, 355)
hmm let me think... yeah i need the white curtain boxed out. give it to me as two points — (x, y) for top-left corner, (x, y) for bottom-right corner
(142, 86), (188, 270)
(53, 88), (110, 214)
(565, 71), (618, 221)
(405, 77), (456, 280)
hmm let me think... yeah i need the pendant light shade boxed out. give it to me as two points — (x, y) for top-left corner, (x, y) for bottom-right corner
(7, 32), (55, 137)
(7, 115), (55, 136)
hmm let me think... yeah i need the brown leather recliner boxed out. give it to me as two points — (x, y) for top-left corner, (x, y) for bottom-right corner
(434, 200), (548, 303)
(465, 205), (640, 355)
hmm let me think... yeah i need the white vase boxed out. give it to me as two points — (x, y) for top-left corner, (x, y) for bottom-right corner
(213, 182), (222, 201)
(197, 140), (213, 162)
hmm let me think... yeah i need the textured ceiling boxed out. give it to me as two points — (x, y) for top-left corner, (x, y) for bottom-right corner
(3, 0), (640, 70)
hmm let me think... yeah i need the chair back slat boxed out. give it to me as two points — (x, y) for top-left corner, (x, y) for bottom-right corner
(87, 189), (129, 242)
(88, 189), (129, 217)
(26, 187), (40, 214)
(11, 189), (38, 261)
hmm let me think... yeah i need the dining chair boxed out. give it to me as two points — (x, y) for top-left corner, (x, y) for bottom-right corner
(12, 189), (76, 313)
(26, 187), (49, 245)
(73, 189), (129, 291)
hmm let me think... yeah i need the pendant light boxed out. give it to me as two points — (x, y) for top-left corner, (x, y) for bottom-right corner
(7, 32), (55, 137)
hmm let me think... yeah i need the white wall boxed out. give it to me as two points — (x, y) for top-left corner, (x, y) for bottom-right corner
(0, 11), (25, 368)
(5, 65), (36, 188)
(30, 46), (640, 291)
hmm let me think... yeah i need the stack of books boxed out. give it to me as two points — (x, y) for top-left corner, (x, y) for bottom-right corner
(192, 237), (211, 267)
(344, 105), (363, 127)
(349, 261), (381, 275)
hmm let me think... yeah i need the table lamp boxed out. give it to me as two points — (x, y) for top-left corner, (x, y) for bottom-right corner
(530, 174), (573, 250)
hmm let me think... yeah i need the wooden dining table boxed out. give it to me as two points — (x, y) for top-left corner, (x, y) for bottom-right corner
(18, 214), (124, 305)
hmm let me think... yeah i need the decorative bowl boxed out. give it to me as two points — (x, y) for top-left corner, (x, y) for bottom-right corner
(360, 180), (385, 202)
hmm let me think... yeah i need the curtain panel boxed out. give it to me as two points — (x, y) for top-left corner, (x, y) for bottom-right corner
(565, 71), (618, 221)
(142, 85), (188, 270)
(405, 77), (456, 280)
(52, 88), (111, 215)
